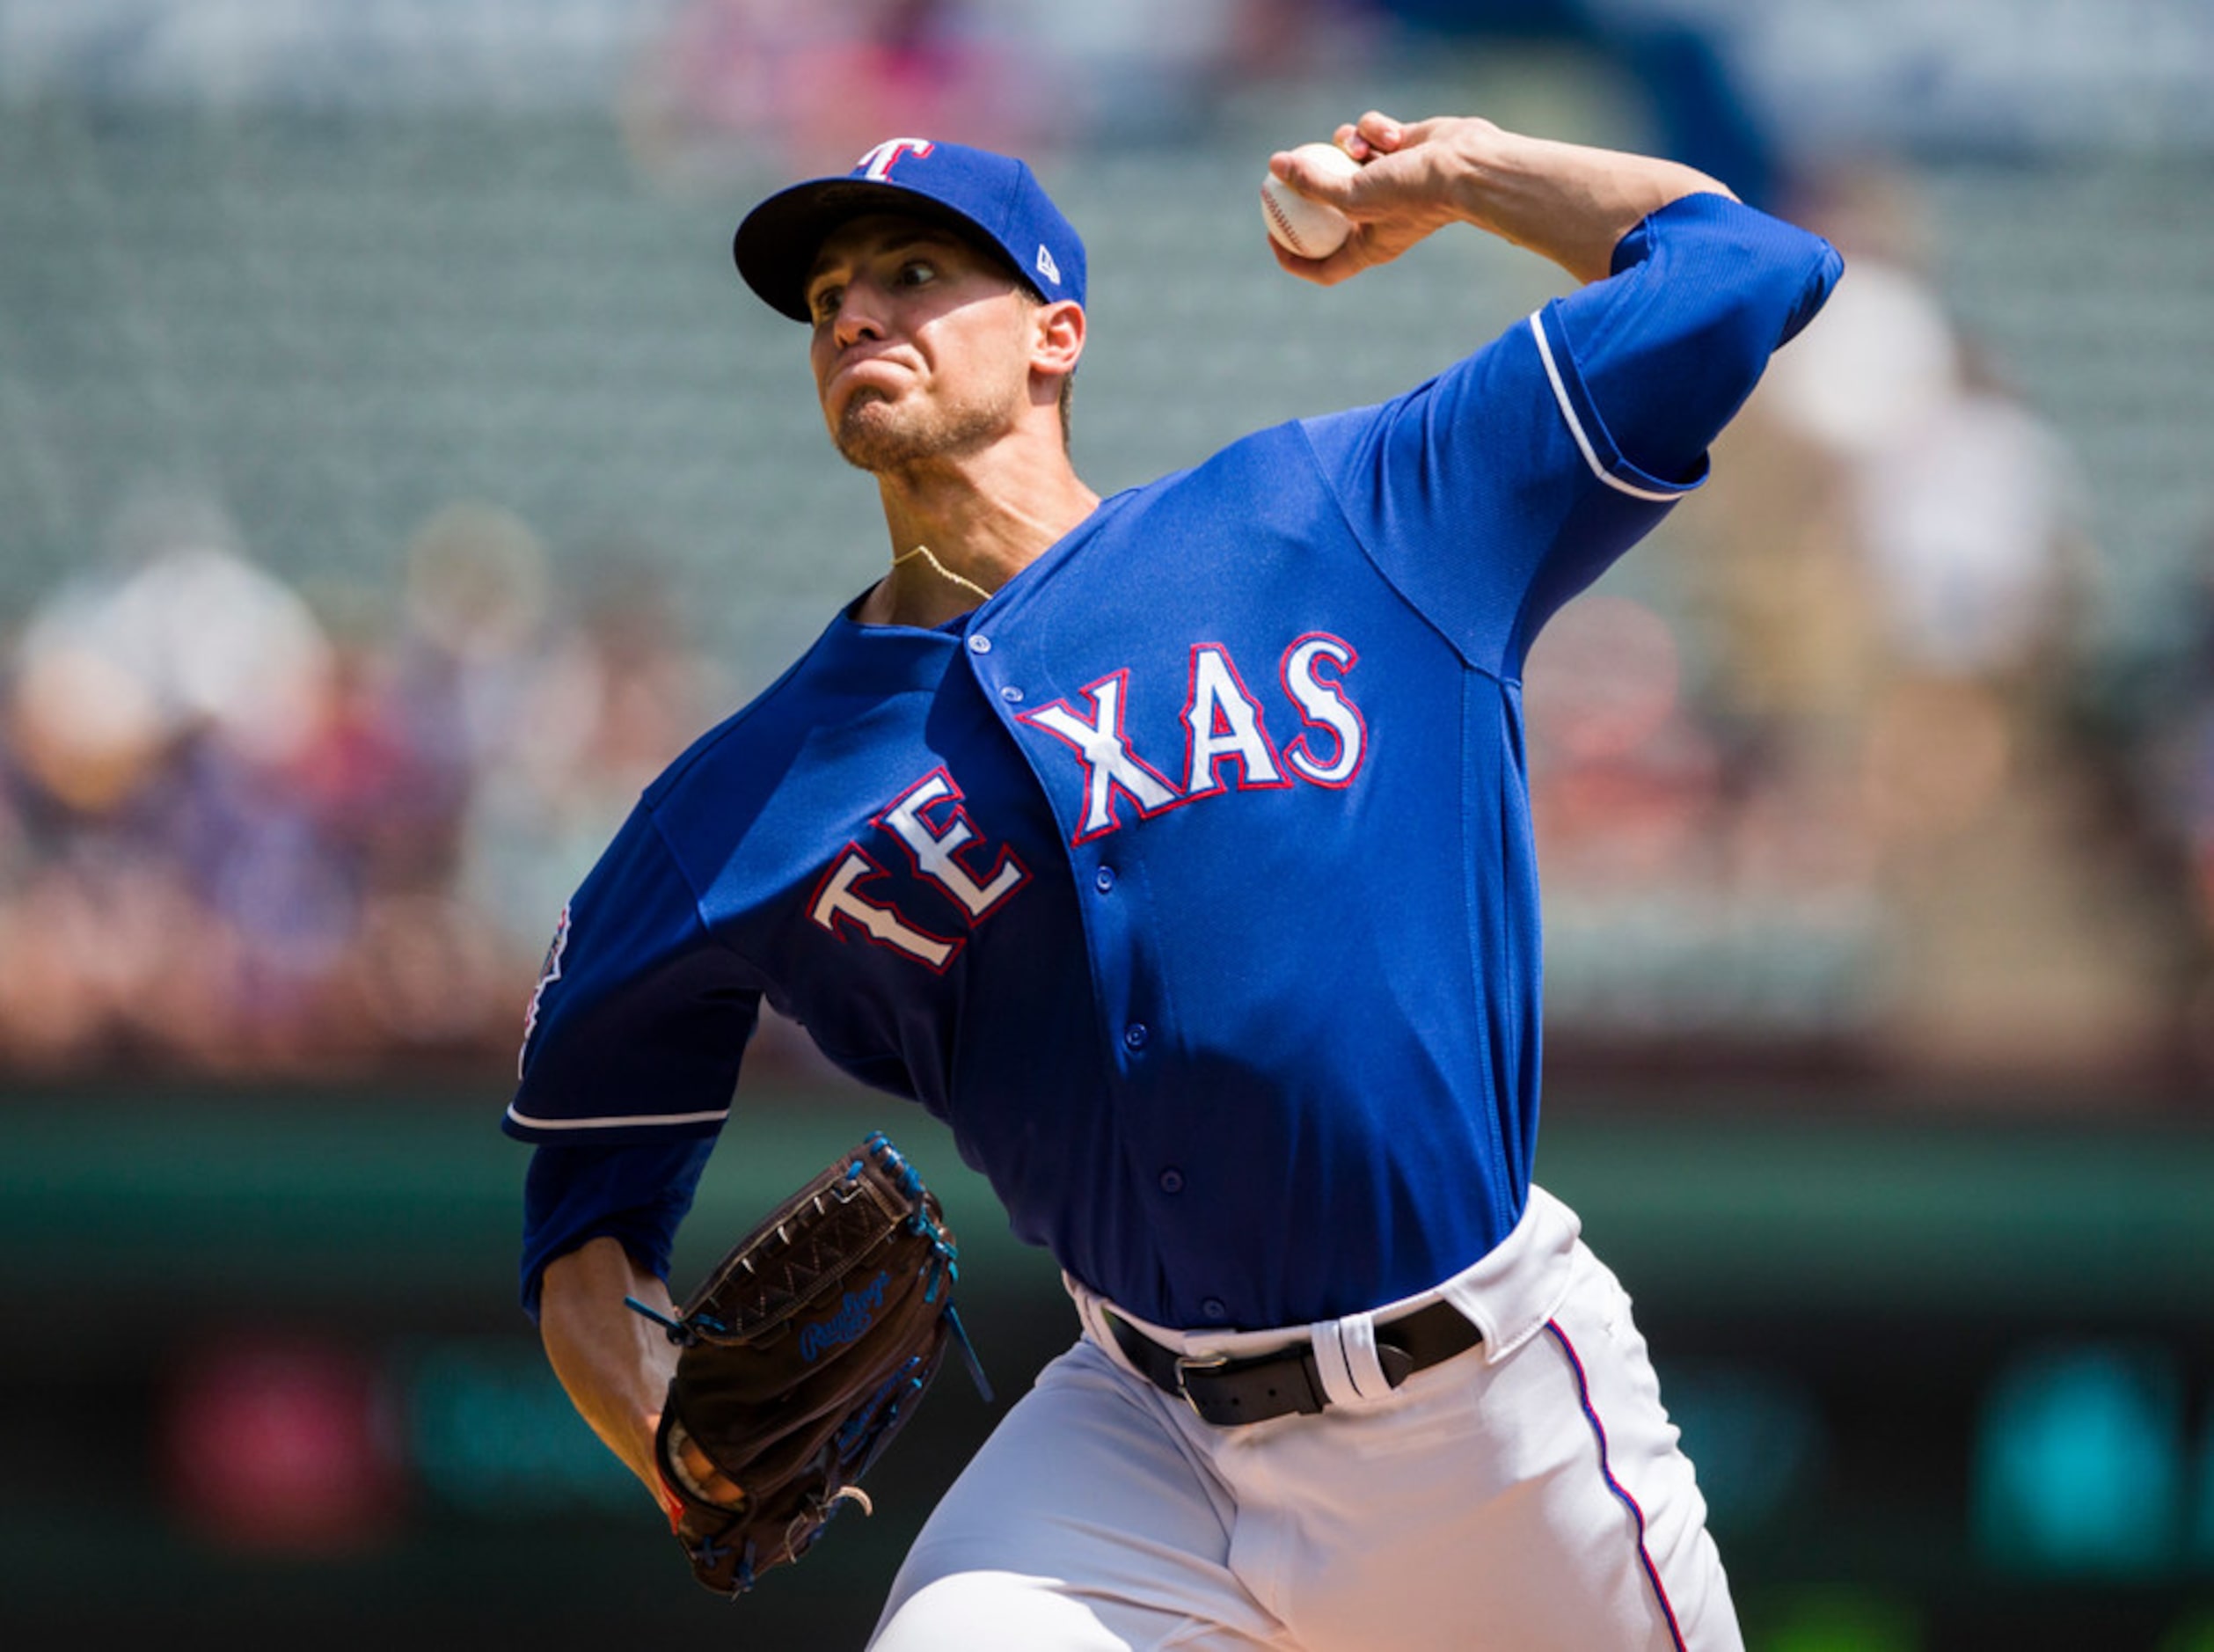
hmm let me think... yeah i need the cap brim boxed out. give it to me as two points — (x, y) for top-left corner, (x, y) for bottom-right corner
(733, 179), (1027, 323)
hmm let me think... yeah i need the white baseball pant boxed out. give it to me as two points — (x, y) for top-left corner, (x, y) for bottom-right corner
(867, 1186), (1741, 1651)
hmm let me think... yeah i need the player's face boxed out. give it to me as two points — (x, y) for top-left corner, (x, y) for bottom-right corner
(805, 216), (1038, 474)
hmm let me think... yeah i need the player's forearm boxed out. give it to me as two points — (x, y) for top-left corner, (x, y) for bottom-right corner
(539, 1235), (682, 1508)
(1278, 113), (1744, 291)
(1443, 121), (1735, 286)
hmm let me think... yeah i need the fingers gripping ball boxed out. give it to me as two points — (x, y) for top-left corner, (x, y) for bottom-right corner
(1261, 143), (1360, 259)
(626, 1134), (990, 1597)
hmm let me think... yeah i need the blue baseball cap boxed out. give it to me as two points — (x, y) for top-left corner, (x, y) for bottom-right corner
(733, 138), (1086, 322)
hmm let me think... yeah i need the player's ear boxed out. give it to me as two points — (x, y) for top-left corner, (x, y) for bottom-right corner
(1029, 297), (1085, 379)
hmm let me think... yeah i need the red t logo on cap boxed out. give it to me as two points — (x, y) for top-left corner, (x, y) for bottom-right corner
(856, 139), (936, 181)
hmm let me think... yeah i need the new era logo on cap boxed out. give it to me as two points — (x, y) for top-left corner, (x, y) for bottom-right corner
(733, 137), (1087, 322)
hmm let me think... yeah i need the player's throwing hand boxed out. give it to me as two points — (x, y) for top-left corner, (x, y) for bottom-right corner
(1266, 112), (1472, 286)
(1270, 109), (1736, 289)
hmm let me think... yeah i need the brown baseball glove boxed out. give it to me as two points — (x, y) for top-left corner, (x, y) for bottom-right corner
(626, 1133), (987, 1596)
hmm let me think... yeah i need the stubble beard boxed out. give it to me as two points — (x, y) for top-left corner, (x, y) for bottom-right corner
(830, 385), (1017, 477)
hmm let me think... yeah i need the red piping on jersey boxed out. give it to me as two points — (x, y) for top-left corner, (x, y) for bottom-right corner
(1543, 1318), (1690, 1652)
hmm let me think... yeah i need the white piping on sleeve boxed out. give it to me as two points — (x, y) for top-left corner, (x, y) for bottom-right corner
(505, 1102), (732, 1132)
(1526, 311), (1684, 505)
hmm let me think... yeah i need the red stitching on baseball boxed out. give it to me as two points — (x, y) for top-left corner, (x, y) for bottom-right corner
(1266, 186), (1331, 257)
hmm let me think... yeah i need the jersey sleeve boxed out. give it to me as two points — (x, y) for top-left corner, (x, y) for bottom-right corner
(1300, 191), (1842, 676)
(516, 1135), (715, 1319)
(502, 800), (767, 1316)
(503, 801), (765, 1144)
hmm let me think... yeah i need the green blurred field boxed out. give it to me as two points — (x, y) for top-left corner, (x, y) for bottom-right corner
(4, 1085), (2211, 1650)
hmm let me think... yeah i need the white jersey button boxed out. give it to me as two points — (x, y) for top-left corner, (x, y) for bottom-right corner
(968, 634), (993, 654)
(1123, 1022), (1148, 1050)
(1094, 867), (1115, 894)
(1158, 1167), (1184, 1195)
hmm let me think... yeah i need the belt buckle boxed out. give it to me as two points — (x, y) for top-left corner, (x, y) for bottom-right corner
(1172, 1349), (1231, 1417)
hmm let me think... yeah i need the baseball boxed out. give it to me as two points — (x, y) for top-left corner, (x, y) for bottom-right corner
(1261, 143), (1360, 259)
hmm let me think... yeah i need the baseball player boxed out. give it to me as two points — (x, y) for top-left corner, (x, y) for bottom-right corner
(507, 111), (1841, 1649)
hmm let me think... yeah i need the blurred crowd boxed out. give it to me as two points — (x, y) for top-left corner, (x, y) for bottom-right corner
(4, 201), (2210, 1097)
(625, 0), (1373, 171)
(623, 0), (1779, 207)
(0, 496), (727, 1081)
(4, 5), (2212, 1098)
(5, 172), (2214, 1096)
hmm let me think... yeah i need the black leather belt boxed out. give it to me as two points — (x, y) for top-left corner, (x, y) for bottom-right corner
(1106, 1301), (1482, 1427)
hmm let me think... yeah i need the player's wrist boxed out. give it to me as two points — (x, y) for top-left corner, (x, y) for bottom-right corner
(1442, 122), (1584, 233)
(1433, 117), (1517, 223)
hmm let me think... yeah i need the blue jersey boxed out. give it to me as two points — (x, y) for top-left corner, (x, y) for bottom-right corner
(506, 193), (1841, 1331)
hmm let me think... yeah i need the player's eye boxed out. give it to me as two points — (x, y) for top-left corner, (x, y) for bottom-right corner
(808, 285), (844, 324)
(895, 259), (937, 289)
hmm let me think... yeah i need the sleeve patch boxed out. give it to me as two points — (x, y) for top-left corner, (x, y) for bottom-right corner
(517, 902), (572, 1079)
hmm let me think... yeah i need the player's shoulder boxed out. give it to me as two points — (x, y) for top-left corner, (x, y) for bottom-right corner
(1124, 417), (1326, 512)
(1296, 318), (1547, 464)
(640, 617), (848, 813)
(1108, 320), (1538, 523)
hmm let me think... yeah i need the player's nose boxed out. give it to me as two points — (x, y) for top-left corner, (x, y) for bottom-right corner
(831, 281), (893, 349)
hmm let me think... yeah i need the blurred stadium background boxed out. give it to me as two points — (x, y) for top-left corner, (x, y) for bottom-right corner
(2, 2), (2211, 1647)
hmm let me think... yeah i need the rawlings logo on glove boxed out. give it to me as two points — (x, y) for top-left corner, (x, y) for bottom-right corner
(800, 1272), (892, 1362)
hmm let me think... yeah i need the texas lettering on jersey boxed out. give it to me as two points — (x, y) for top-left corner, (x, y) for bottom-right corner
(808, 767), (1030, 973)
(806, 632), (1367, 973)
(1022, 632), (1366, 844)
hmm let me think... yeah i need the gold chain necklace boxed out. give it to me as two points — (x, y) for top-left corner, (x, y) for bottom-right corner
(890, 543), (996, 604)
